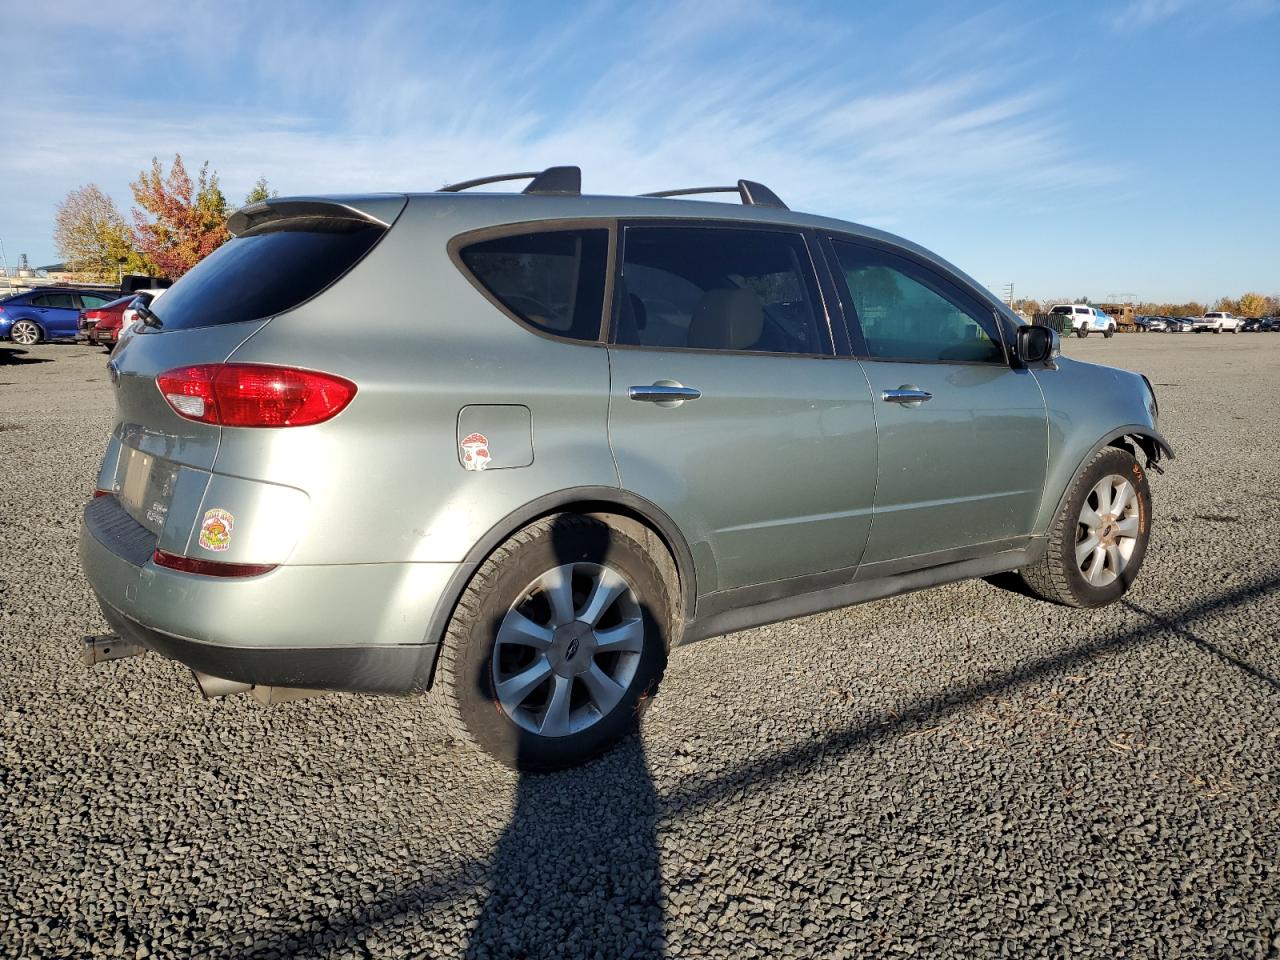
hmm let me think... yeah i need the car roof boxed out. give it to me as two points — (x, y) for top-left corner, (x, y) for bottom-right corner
(248, 189), (1006, 318)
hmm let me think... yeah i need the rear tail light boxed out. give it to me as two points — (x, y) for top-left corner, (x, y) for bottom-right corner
(93, 489), (113, 498)
(155, 364), (357, 427)
(153, 549), (276, 578)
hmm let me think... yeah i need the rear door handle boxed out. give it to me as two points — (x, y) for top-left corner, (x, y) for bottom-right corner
(628, 382), (702, 406)
(881, 388), (933, 405)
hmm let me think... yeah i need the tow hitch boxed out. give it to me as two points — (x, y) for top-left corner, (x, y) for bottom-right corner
(83, 633), (325, 705)
(82, 633), (146, 666)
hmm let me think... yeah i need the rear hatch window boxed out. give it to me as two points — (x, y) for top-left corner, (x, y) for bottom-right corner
(150, 216), (385, 331)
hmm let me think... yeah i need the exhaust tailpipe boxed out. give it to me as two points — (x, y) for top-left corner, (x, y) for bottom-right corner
(192, 671), (253, 699)
(191, 671), (325, 704)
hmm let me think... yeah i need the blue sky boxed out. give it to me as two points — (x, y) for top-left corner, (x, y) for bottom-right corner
(2, 0), (1276, 302)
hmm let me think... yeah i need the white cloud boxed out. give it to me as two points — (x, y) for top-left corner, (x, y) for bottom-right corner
(0, 1), (1114, 263)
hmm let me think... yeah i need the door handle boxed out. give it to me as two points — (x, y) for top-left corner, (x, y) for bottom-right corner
(628, 382), (702, 406)
(881, 387), (933, 405)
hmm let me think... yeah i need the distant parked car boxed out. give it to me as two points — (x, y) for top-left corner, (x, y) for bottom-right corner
(119, 289), (168, 331)
(81, 295), (138, 346)
(1165, 317), (1193, 333)
(1049, 304), (1117, 338)
(1192, 312), (1243, 334)
(0, 287), (121, 344)
(1241, 317), (1264, 332)
(1146, 317), (1168, 332)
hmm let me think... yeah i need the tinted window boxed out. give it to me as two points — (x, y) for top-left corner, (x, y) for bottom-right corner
(459, 230), (608, 341)
(80, 294), (114, 308)
(615, 227), (826, 355)
(1050, 306), (1072, 315)
(830, 241), (1004, 363)
(34, 293), (77, 309)
(149, 217), (384, 331)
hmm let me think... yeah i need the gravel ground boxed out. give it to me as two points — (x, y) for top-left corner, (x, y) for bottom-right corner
(1, 334), (1278, 959)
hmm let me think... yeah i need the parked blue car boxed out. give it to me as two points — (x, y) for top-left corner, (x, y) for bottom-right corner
(0, 287), (121, 344)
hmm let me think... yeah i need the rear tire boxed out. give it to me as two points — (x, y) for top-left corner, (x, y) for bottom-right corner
(1077, 328), (1088, 338)
(431, 514), (673, 771)
(1014, 447), (1152, 608)
(10, 320), (40, 345)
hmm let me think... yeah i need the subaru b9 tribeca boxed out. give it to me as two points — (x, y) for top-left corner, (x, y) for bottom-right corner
(80, 167), (1172, 770)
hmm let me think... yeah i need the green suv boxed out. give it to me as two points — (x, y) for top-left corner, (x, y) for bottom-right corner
(79, 166), (1171, 770)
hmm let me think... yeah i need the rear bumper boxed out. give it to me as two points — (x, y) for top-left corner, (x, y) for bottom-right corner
(96, 599), (433, 692)
(79, 497), (454, 694)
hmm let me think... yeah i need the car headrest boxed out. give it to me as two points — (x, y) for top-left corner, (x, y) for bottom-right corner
(687, 288), (763, 350)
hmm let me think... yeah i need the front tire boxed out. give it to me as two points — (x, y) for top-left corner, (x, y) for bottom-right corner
(431, 514), (673, 771)
(1015, 447), (1152, 608)
(10, 320), (40, 345)
(1104, 326), (1115, 338)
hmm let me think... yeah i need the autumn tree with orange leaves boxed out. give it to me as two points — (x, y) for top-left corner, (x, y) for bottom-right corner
(130, 154), (230, 279)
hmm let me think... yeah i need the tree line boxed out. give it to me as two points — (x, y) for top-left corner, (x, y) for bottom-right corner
(53, 154), (276, 282)
(1012, 294), (1280, 319)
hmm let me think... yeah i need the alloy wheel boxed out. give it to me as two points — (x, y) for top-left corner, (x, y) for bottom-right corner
(491, 562), (645, 737)
(1075, 474), (1140, 587)
(10, 321), (39, 345)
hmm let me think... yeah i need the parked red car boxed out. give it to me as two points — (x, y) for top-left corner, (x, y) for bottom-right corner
(80, 295), (137, 346)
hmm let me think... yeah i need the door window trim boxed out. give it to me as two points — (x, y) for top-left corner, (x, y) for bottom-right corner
(606, 219), (838, 360)
(819, 233), (1012, 367)
(447, 218), (618, 348)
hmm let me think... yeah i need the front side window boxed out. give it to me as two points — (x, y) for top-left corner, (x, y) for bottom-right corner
(459, 229), (608, 342)
(614, 226), (827, 356)
(830, 240), (1004, 363)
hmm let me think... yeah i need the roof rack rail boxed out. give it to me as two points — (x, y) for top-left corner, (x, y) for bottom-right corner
(438, 165), (581, 196)
(639, 179), (788, 210)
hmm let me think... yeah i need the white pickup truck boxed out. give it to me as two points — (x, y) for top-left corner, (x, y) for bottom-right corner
(1192, 311), (1243, 334)
(1048, 303), (1117, 338)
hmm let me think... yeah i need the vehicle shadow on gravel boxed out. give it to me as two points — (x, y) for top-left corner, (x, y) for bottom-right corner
(464, 738), (666, 959)
(0, 347), (52, 365)
(660, 570), (1280, 820)
(223, 573), (1278, 958)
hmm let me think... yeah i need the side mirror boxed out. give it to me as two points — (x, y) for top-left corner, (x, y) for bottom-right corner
(1016, 324), (1060, 365)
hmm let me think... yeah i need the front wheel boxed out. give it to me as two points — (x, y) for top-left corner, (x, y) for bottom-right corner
(9, 320), (40, 345)
(1104, 326), (1115, 338)
(1015, 447), (1151, 607)
(431, 514), (673, 771)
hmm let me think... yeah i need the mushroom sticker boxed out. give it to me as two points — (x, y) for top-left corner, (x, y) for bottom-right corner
(198, 508), (234, 552)
(460, 432), (492, 471)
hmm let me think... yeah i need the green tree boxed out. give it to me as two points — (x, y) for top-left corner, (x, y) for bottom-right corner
(131, 154), (231, 279)
(244, 177), (277, 205)
(54, 184), (153, 281)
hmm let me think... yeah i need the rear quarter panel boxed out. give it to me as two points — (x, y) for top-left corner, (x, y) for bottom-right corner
(1030, 356), (1159, 534)
(216, 197), (619, 565)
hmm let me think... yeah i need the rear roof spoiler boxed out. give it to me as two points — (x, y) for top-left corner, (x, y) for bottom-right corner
(227, 196), (407, 237)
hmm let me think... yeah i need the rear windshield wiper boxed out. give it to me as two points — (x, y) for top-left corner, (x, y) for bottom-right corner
(134, 300), (163, 329)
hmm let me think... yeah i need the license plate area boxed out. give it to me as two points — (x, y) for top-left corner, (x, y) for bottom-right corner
(116, 446), (179, 535)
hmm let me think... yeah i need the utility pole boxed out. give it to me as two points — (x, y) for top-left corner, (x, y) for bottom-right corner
(1002, 282), (1014, 307)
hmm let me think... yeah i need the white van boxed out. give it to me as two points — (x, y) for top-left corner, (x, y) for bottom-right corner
(1049, 304), (1116, 338)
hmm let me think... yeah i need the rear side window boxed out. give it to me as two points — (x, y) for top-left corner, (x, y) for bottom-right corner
(458, 229), (608, 342)
(33, 293), (77, 308)
(615, 226), (827, 355)
(149, 217), (385, 331)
